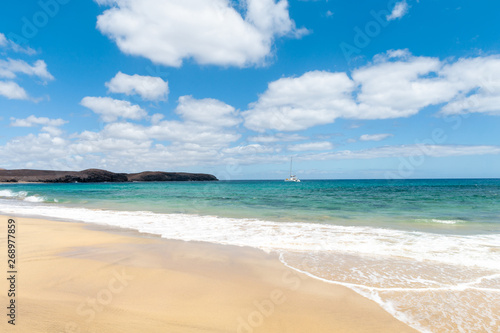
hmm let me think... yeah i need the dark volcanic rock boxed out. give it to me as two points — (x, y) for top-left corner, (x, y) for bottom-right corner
(0, 169), (218, 183)
(0, 169), (128, 183)
(127, 171), (218, 182)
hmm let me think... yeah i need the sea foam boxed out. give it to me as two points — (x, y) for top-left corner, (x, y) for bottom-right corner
(0, 200), (498, 270)
(0, 189), (48, 203)
(0, 199), (498, 333)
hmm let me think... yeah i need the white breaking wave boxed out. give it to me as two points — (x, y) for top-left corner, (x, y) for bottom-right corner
(0, 189), (48, 203)
(0, 189), (28, 198)
(0, 200), (498, 271)
(0, 199), (498, 333)
(417, 218), (466, 225)
(431, 219), (460, 224)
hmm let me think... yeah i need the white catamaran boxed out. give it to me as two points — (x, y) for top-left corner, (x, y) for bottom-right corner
(285, 157), (300, 182)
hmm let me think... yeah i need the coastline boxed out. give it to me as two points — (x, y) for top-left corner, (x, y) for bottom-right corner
(0, 215), (417, 333)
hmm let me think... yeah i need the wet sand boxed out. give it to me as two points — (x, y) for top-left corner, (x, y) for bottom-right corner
(0, 215), (417, 332)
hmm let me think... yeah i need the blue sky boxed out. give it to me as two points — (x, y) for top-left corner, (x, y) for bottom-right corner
(1, 0), (500, 179)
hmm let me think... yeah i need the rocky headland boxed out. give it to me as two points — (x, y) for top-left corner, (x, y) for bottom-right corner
(0, 169), (218, 183)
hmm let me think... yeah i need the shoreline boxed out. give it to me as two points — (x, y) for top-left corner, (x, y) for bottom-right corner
(0, 214), (417, 332)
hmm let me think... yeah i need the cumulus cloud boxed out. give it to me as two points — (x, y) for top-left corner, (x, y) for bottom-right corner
(0, 59), (54, 81)
(175, 95), (241, 127)
(0, 131), (72, 170)
(96, 0), (306, 67)
(288, 141), (333, 151)
(80, 97), (148, 122)
(439, 56), (500, 115)
(352, 55), (456, 119)
(148, 122), (241, 147)
(0, 59), (53, 100)
(3, 118), (500, 172)
(150, 113), (164, 124)
(77, 95), (242, 154)
(10, 115), (68, 137)
(222, 144), (276, 155)
(243, 51), (500, 132)
(244, 71), (356, 131)
(359, 134), (393, 142)
(303, 145), (500, 161)
(248, 133), (307, 143)
(0, 35), (52, 100)
(10, 115), (67, 127)
(0, 33), (36, 54)
(1, 89), (499, 172)
(58, 114), (241, 170)
(106, 72), (169, 101)
(386, 1), (409, 21)
(0, 81), (29, 100)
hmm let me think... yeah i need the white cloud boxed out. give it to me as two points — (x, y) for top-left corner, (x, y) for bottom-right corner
(386, 1), (409, 21)
(4, 48), (500, 172)
(0, 33), (36, 54)
(0, 77), (251, 170)
(147, 121), (241, 147)
(0, 132), (70, 170)
(106, 72), (169, 101)
(10, 115), (68, 137)
(384, 49), (411, 59)
(359, 133), (393, 142)
(0, 36), (51, 101)
(222, 144), (276, 155)
(80, 97), (148, 122)
(150, 113), (164, 124)
(243, 51), (500, 132)
(175, 95), (241, 127)
(288, 141), (333, 151)
(442, 95), (500, 115)
(439, 56), (500, 115)
(3, 118), (499, 172)
(352, 54), (454, 119)
(96, 0), (305, 67)
(66, 115), (241, 169)
(304, 145), (500, 161)
(248, 133), (307, 143)
(0, 81), (29, 100)
(41, 126), (64, 136)
(86, 96), (242, 148)
(100, 122), (150, 141)
(0, 59), (54, 81)
(72, 130), (153, 155)
(10, 115), (67, 127)
(244, 70), (356, 131)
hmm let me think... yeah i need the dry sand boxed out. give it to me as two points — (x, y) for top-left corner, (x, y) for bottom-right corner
(0, 215), (417, 333)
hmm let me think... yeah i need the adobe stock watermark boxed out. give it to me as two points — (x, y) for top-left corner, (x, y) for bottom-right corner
(7, 0), (72, 49)
(52, 268), (134, 333)
(385, 76), (498, 180)
(236, 255), (317, 333)
(384, 127), (452, 180)
(340, 0), (402, 63)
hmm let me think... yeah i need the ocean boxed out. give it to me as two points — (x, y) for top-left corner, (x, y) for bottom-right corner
(0, 179), (499, 332)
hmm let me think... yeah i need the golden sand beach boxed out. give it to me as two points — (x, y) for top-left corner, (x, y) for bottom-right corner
(0, 215), (417, 333)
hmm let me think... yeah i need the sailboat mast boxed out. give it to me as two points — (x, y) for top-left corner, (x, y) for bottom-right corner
(290, 157), (293, 176)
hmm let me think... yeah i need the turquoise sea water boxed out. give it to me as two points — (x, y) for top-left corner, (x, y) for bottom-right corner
(1, 179), (499, 332)
(1, 179), (499, 232)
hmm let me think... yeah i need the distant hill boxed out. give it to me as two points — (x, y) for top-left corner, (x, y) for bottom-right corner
(0, 169), (218, 183)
